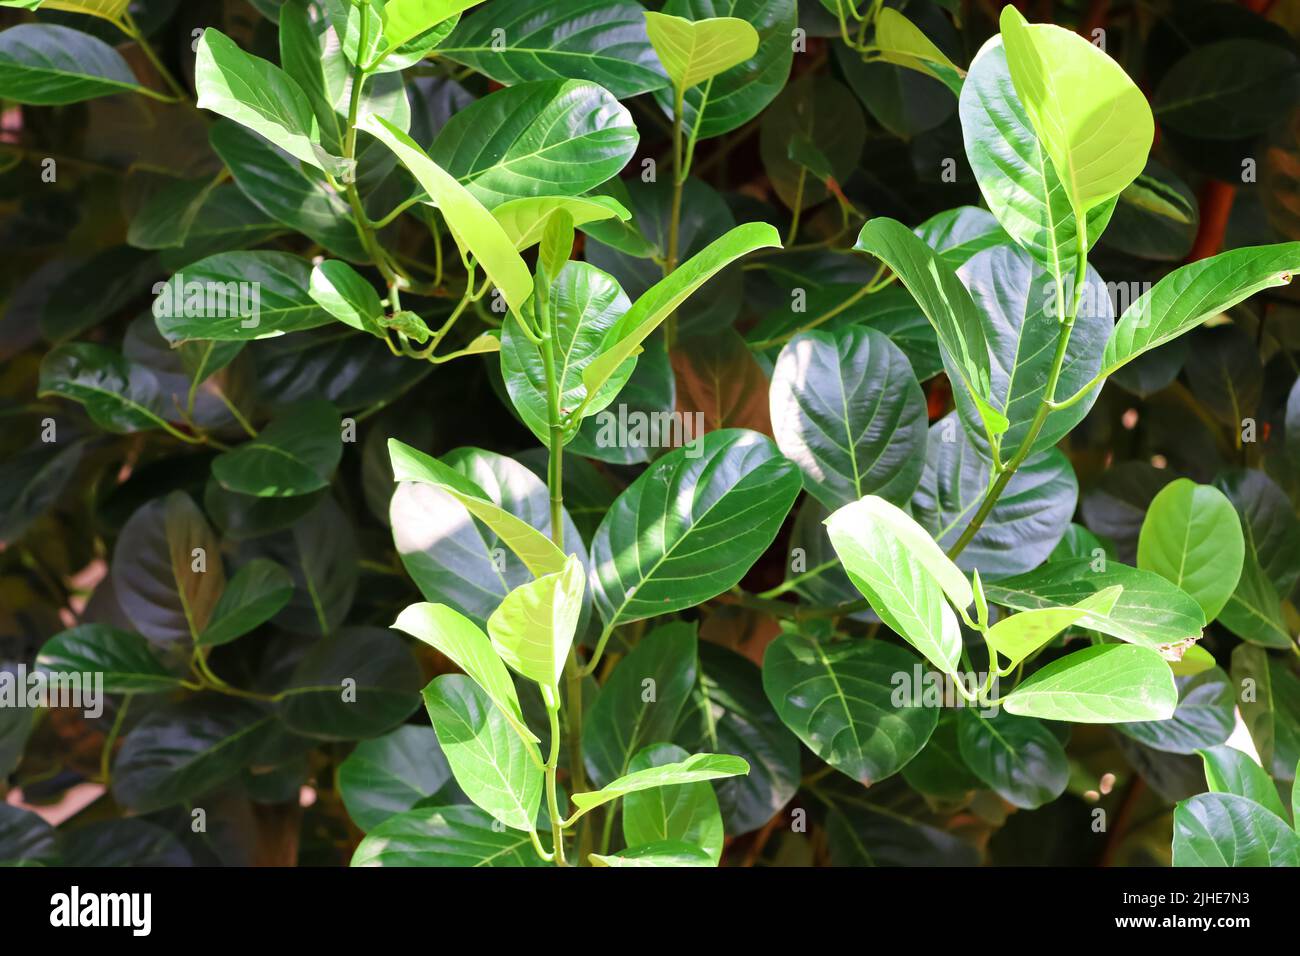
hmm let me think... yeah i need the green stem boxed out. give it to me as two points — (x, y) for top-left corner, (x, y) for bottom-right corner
(120, 15), (189, 103)
(664, 86), (686, 349)
(99, 694), (132, 784)
(544, 692), (567, 866)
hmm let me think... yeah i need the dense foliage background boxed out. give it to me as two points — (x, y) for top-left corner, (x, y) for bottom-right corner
(2, 0), (1300, 867)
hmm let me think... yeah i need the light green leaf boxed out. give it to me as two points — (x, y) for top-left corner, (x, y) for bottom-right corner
(582, 222), (780, 398)
(377, 0), (482, 64)
(338, 725), (453, 832)
(363, 114), (533, 316)
(1003, 644), (1178, 723)
(36, 625), (181, 694)
(569, 753), (749, 816)
(824, 494), (970, 676)
(984, 586), (1122, 668)
(644, 11), (758, 92)
(1197, 745), (1289, 821)
(388, 439), (566, 579)
(874, 7), (963, 94)
(1172, 793), (1300, 867)
(762, 634), (937, 786)
(493, 196), (630, 251)
(0, 24), (146, 105)
(1137, 479), (1244, 621)
(310, 260), (384, 335)
(486, 555), (584, 689)
(198, 559), (294, 648)
(392, 602), (540, 750)
(38, 0), (129, 20)
(622, 743), (724, 865)
(769, 326), (928, 509)
(589, 429), (801, 627)
(998, 7), (1152, 219)
(423, 675), (542, 832)
(351, 804), (548, 866)
(1102, 243), (1300, 377)
(591, 841), (714, 867)
(212, 401), (342, 498)
(854, 218), (1007, 440)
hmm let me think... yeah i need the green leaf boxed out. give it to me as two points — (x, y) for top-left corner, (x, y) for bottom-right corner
(0, 805), (56, 867)
(957, 708), (1067, 809)
(338, 725), (454, 832)
(423, 675), (542, 832)
(953, 244), (1112, 455)
(622, 743), (724, 864)
(672, 641), (801, 835)
(583, 622), (698, 787)
(377, 0), (481, 64)
(1172, 793), (1300, 867)
(112, 492), (225, 643)
(915, 206), (1009, 269)
(279, 626), (421, 740)
(362, 114), (533, 316)
(152, 251), (331, 343)
(960, 36), (1115, 276)
(1215, 469), (1299, 650)
(112, 699), (276, 812)
(493, 196), (631, 251)
(582, 222), (781, 399)
(998, 7), (1152, 219)
(1137, 479), (1244, 621)
(0, 23), (146, 104)
(38, 343), (168, 434)
(854, 218), (1007, 440)
(195, 29), (337, 175)
(760, 74), (865, 212)
(1231, 645), (1300, 781)
(388, 439), (566, 579)
(1197, 745), (1288, 821)
(591, 841), (714, 867)
(984, 586), (1122, 668)
(985, 558), (1207, 653)
(31, 0), (130, 20)
(212, 401), (342, 498)
(36, 625), (181, 694)
(644, 11), (757, 91)
(351, 805), (548, 866)
(825, 494), (969, 676)
(127, 175), (223, 251)
(486, 555), (584, 689)
(769, 326), (928, 510)
(1002, 644), (1178, 723)
(429, 79), (638, 209)
(392, 602), (541, 751)
(874, 7), (963, 94)
(1102, 243), (1300, 377)
(500, 261), (634, 444)
(198, 558), (294, 648)
(589, 429), (801, 627)
(900, 711), (982, 801)
(569, 753), (748, 815)
(651, 0), (795, 139)
(309, 260), (384, 335)
(439, 0), (669, 99)
(762, 633), (938, 785)
(914, 415), (1079, 577)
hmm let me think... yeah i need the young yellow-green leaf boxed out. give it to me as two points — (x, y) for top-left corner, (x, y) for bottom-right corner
(492, 196), (630, 251)
(874, 7), (963, 95)
(984, 586), (1123, 668)
(486, 555), (584, 689)
(1003, 644), (1178, 723)
(40, 0), (129, 20)
(422, 675), (542, 832)
(998, 7), (1152, 219)
(621, 743), (724, 864)
(392, 602), (541, 750)
(644, 12), (758, 92)
(590, 841), (715, 867)
(1102, 243), (1300, 377)
(36, 625), (181, 694)
(1137, 479), (1244, 622)
(309, 260), (384, 336)
(569, 753), (749, 816)
(198, 558), (294, 648)
(362, 114), (533, 316)
(377, 0), (483, 64)
(388, 439), (566, 578)
(0, 23), (148, 105)
(854, 218), (1008, 440)
(1197, 744), (1289, 821)
(582, 222), (780, 399)
(195, 30), (338, 175)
